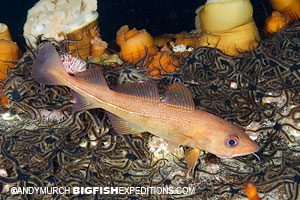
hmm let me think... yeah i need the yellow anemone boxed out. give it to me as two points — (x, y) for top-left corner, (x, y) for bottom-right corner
(196, 0), (260, 56)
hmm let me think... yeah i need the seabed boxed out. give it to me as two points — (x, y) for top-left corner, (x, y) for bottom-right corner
(0, 22), (300, 200)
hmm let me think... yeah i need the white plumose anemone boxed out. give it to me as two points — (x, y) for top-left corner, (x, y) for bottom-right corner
(23, 0), (98, 46)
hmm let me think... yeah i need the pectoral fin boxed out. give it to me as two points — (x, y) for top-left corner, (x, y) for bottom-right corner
(107, 113), (144, 135)
(167, 142), (180, 152)
(185, 148), (200, 175)
(70, 68), (109, 113)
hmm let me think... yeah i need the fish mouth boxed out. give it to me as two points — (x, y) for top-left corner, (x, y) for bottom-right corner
(216, 153), (254, 159)
(216, 154), (236, 159)
(216, 145), (260, 159)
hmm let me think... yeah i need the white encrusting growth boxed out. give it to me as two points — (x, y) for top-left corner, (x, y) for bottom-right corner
(0, 112), (21, 121)
(23, 0), (98, 46)
(172, 44), (194, 53)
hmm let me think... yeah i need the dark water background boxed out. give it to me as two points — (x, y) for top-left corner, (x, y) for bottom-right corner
(1, 0), (272, 48)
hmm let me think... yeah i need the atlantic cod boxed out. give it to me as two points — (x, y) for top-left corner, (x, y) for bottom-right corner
(32, 43), (259, 172)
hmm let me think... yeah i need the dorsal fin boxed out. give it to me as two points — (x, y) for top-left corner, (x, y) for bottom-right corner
(163, 83), (195, 110)
(75, 69), (109, 89)
(115, 82), (160, 102)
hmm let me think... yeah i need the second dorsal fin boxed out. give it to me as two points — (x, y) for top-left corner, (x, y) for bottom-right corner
(164, 83), (195, 110)
(115, 82), (160, 102)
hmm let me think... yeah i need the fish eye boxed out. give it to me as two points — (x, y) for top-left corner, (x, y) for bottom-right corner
(226, 136), (239, 147)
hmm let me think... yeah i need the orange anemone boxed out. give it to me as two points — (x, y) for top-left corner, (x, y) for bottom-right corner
(0, 23), (19, 107)
(265, 11), (290, 34)
(90, 36), (108, 57)
(0, 23), (20, 81)
(116, 25), (158, 64)
(154, 34), (173, 48)
(148, 52), (180, 78)
(269, 0), (300, 22)
(1, 96), (9, 107)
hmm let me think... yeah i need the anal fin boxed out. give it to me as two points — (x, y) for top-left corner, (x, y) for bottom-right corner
(185, 148), (200, 175)
(107, 113), (144, 135)
(167, 142), (180, 152)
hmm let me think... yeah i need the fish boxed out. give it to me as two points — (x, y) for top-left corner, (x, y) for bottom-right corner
(32, 43), (259, 173)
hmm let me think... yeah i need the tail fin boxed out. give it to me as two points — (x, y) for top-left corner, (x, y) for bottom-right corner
(32, 43), (68, 86)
